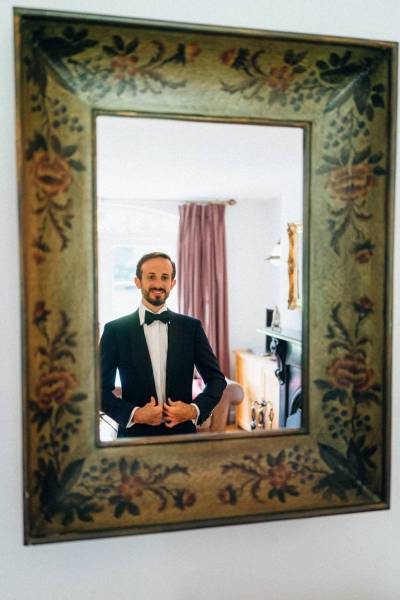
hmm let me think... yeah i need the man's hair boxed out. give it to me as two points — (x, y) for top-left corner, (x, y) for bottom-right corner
(135, 252), (176, 280)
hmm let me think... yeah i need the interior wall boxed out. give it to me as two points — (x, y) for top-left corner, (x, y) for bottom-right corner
(1, 1), (399, 599)
(226, 197), (281, 371)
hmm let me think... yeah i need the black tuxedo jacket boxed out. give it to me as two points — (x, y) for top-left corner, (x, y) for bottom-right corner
(100, 309), (227, 437)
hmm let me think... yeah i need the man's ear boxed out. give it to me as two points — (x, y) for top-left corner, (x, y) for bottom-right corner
(134, 276), (142, 290)
(171, 279), (176, 290)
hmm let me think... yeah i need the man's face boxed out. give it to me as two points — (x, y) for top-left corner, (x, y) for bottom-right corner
(134, 257), (176, 310)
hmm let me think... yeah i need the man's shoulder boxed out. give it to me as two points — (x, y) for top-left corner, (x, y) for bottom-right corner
(169, 310), (200, 327)
(104, 312), (137, 332)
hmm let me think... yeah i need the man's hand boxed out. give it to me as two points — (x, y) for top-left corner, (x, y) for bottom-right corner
(163, 398), (197, 428)
(134, 396), (163, 426)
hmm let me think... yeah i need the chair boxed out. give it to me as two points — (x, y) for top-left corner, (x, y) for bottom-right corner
(195, 378), (244, 433)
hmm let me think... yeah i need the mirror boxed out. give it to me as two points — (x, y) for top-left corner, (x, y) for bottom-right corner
(15, 8), (395, 544)
(96, 115), (304, 441)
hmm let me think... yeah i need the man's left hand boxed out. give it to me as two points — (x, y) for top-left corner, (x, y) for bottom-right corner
(163, 398), (197, 428)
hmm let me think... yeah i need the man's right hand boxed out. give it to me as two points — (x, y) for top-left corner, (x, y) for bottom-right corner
(134, 396), (163, 426)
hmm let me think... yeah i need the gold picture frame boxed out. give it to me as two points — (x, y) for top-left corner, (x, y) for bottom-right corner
(15, 8), (396, 544)
(288, 222), (303, 310)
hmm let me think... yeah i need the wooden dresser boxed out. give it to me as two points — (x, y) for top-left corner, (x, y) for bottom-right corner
(235, 351), (280, 431)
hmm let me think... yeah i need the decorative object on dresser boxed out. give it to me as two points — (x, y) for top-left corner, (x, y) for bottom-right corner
(271, 305), (281, 332)
(235, 351), (281, 432)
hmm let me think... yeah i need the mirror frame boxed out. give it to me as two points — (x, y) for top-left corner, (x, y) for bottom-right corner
(15, 8), (396, 544)
(288, 222), (303, 310)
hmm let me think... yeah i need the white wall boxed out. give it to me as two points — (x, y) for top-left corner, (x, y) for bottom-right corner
(1, 1), (400, 599)
(226, 197), (281, 365)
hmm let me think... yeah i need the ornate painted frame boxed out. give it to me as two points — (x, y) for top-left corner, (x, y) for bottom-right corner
(15, 8), (396, 544)
(288, 222), (303, 310)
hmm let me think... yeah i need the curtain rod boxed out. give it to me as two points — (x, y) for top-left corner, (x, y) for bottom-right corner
(99, 197), (237, 206)
(183, 199), (237, 206)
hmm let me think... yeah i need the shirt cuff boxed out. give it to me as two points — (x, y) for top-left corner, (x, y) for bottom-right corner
(127, 406), (138, 427)
(190, 403), (200, 425)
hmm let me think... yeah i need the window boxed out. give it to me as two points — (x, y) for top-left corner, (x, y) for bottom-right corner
(97, 200), (179, 335)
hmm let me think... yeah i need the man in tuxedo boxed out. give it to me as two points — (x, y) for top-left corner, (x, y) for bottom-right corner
(100, 252), (227, 437)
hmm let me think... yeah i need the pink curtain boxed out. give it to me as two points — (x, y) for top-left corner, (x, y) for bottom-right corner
(178, 203), (230, 375)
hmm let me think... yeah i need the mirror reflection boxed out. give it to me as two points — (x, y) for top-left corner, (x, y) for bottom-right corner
(96, 116), (304, 441)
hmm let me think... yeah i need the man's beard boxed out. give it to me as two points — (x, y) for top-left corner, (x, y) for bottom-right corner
(142, 287), (169, 307)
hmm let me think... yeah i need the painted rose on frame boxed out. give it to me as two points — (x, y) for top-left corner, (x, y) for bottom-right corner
(327, 356), (375, 393)
(35, 370), (76, 412)
(31, 151), (73, 197)
(327, 163), (375, 202)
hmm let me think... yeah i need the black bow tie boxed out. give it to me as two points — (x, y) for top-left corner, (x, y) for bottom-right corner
(144, 310), (170, 326)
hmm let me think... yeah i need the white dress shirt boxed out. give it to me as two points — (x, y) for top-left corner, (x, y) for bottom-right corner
(127, 303), (199, 427)
(139, 302), (168, 405)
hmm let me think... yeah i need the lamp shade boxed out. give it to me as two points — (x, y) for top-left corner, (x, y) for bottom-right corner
(265, 240), (281, 266)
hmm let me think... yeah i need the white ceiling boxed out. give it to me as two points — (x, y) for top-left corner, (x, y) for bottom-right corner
(96, 116), (303, 203)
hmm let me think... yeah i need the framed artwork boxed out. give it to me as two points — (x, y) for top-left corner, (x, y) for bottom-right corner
(288, 222), (303, 310)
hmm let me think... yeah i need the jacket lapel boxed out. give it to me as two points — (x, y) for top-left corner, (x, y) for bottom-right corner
(128, 310), (157, 396)
(166, 310), (181, 397)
